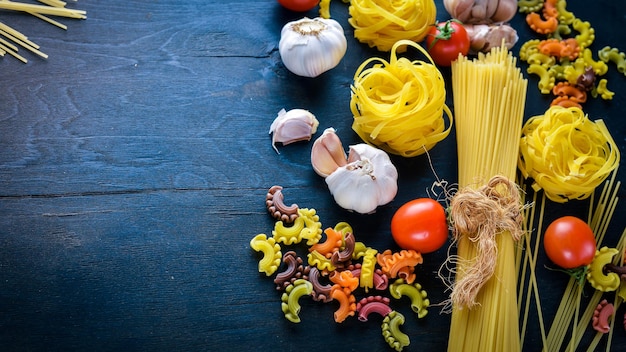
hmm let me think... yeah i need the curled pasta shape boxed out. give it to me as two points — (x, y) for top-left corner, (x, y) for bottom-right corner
(552, 82), (586, 103)
(331, 232), (355, 266)
(330, 285), (357, 323)
(592, 299), (614, 334)
(298, 208), (323, 246)
(381, 310), (410, 352)
(333, 222), (353, 236)
(519, 39), (541, 61)
(598, 46), (626, 73)
(572, 18), (595, 50)
(377, 249), (423, 283)
(347, 0), (436, 52)
(587, 247), (621, 292)
(350, 40), (453, 157)
(526, 12), (558, 35)
(308, 250), (336, 272)
(555, 0), (575, 25)
(272, 216), (306, 245)
(388, 278), (430, 318)
(517, 0), (544, 14)
(266, 185), (299, 224)
(274, 251), (310, 291)
(310, 227), (344, 257)
(351, 242), (370, 260)
(518, 106), (620, 202)
(250, 234), (282, 276)
(356, 296), (392, 322)
(593, 78), (614, 100)
(527, 64), (556, 94)
(281, 279), (313, 323)
(580, 48), (608, 76)
(308, 266), (333, 303)
(359, 250), (377, 292)
(329, 270), (359, 293)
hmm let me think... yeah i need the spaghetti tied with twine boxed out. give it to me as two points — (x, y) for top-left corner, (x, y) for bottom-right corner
(442, 175), (526, 309)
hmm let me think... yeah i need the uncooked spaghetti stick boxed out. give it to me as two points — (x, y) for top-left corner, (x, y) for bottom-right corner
(0, 1), (86, 19)
(27, 11), (68, 30)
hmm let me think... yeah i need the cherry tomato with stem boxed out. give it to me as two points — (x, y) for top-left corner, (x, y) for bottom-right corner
(391, 198), (449, 254)
(277, 0), (319, 12)
(543, 216), (596, 270)
(425, 20), (470, 67)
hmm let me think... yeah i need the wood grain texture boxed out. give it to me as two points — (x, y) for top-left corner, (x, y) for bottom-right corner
(1, 0), (625, 351)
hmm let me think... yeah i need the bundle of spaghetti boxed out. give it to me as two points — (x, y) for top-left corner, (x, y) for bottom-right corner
(347, 0), (436, 52)
(0, 0), (86, 19)
(518, 106), (620, 203)
(350, 40), (453, 157)
(445, 45), (527, 352)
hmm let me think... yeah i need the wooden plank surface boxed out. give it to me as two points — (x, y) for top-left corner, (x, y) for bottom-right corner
(1, 0), (625, 351)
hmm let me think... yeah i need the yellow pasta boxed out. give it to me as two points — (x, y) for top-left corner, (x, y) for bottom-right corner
(446, 45), (527, 352)
(518, 106), (620, 203)
(347, 0), (436, 52)
(350, 40), (453, 157)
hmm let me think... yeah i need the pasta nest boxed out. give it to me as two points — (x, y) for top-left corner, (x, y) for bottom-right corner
(350, 40), (453, 157)
(347, 0), (436, 52)
(518, 106), (620, 203)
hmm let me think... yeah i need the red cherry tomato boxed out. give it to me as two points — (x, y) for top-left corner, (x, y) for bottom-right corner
(425, 20), (470, 67)
(391, 198), (449, 254)
(277, 0), (320, 12)
(543, 216), (596, 269)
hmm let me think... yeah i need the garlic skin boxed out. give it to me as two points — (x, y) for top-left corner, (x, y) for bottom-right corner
(269, 108), (319, 153)
(310, 127), (347, 177)
(279, 17), (347, 78)
(325, 143), (398, 214)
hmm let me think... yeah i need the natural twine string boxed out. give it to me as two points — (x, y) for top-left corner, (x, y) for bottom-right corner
(446, 175), (524, 309)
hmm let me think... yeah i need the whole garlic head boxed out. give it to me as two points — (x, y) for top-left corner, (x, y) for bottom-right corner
(325, 143), (398, 214)
(279, 17), (348, 78)
(444, 0), (518, 24)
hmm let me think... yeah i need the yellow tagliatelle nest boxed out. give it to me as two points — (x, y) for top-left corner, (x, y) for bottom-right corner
(347, 0), (436, 52)
(518, 106), (620, 203)
(350, 40), (453, 157)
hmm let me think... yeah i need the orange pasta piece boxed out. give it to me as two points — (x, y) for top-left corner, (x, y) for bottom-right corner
(329, 270), (359, 292)
(309, 227), (343, 257)
(330, 285), (357, 323)
(552, 82), (587, 102)
(526, 12), (558, 35)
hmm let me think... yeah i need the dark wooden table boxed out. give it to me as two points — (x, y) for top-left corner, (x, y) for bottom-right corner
(1, 1), (625, 351)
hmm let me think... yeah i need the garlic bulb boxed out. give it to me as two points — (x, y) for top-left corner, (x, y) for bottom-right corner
(325, 143), (398, 214)
(310, 127), (347, 177)
(269, 108), (319, 153)
(443, 0), (517, 24)
(463, 23), (518, 53)
(279, 17), (347, 78)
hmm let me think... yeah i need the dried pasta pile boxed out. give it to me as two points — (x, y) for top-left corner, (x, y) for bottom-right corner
(350, 40), (453, 157)
(347, 0), (436, 52)
(0, 0), (86, 63)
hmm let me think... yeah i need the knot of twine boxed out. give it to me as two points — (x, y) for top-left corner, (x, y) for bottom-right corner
(448, 175), (523, 309)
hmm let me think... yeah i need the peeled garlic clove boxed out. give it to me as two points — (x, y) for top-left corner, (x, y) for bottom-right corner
(310, 127), (347, 177)
(325, 144), (398, 214)
(269, 108), (319, 153)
